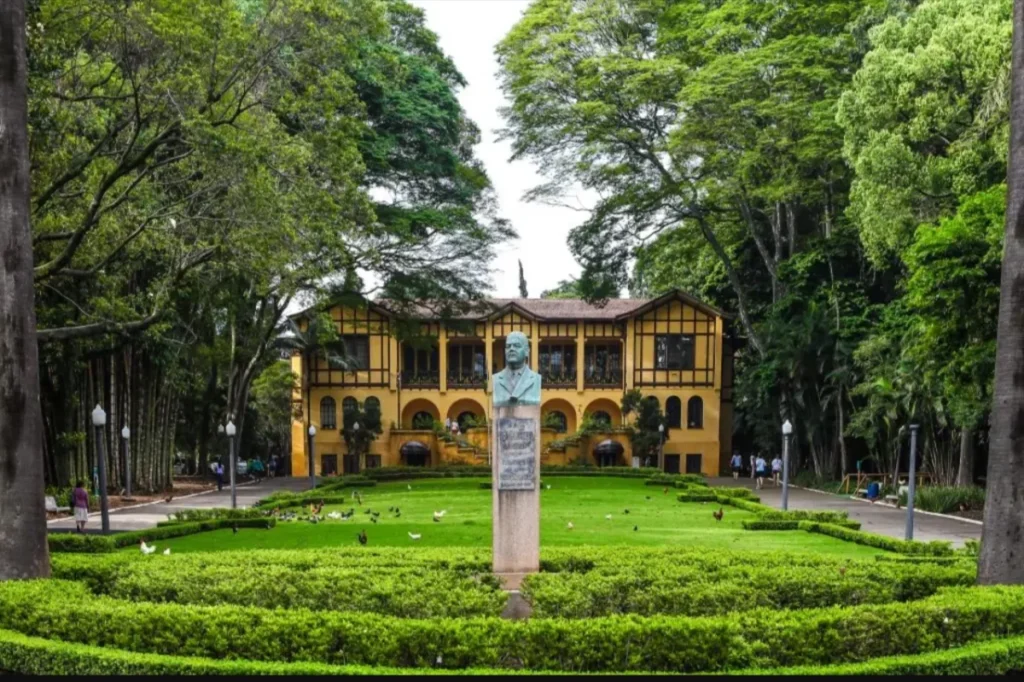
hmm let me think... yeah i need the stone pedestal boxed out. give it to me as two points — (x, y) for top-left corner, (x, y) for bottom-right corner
(492, 403), (541, 575)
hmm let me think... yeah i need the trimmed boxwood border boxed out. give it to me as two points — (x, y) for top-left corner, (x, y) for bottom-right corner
(48, 518), (275, 554)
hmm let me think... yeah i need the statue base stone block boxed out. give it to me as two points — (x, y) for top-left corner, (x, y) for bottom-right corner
(492, 403), (541, 576)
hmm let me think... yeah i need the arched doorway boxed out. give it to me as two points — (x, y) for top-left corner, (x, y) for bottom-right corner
(594, 439), (625, 467)
(400, 440), (431, 467)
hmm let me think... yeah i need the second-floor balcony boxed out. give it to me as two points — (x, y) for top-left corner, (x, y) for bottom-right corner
(401, 370), (440, 389)
(447, 371), (488, 389)
(585, 368), (622, 388)
(541, 369), (577, 389)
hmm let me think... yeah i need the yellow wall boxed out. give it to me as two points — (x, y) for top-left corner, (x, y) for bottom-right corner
(292, 296), (730, 477)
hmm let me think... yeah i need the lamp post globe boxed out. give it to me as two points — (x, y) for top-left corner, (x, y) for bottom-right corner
(307, 423), (317, 490)
(218, 423), (225, 435)
(90, 405), (111, 533)
(225, 420), (237, 508)
(781, 419), (793, 511)
(308, 425), (316, 437)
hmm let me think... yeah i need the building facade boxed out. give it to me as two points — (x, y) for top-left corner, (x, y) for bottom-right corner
(289, 290), (735, 477)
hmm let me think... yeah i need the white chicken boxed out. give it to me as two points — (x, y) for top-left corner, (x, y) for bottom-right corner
(433, 509), (447, 518)
(545, 484), (551, 490)
(605, 514), (612, 520)
(140, 540), (156, 555)
(327, 511), (342, 520)
(567, 521), (574, 530)
(407, 484), (412, 491)
(163, 548), (171, 556)
(408, 532), (422, 540)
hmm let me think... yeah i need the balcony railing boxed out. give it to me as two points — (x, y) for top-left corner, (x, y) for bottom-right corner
(447, 372), (487, 389)
(400, 370), (439, 388)
(541, 370), (577, 389)
(584, 368), (622, 388)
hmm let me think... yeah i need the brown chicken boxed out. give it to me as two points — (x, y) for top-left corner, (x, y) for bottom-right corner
(712, 507), (724, 522)
(164, 494), (174, 504)
(663, 487), (669, 494)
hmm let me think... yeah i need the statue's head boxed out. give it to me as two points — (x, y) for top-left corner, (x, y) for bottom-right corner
(505, 331), (529, 370)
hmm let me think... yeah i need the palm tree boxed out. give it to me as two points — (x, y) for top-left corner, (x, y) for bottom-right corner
(276, 315), (354, 430)
(0, 0), (51, 580)
(978, 0), (1024, 585)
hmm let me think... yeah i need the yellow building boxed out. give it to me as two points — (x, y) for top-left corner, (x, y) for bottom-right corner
(289, 290), (736, 477)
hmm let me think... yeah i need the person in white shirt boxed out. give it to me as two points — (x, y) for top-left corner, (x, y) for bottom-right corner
(755, 455), (767, 490)
(730, 452), (743, 480)
(771, 456), (783, 486)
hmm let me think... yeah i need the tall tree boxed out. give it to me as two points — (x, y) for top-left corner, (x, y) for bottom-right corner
(978, 0), (1024, 586)
(0, 0), (50, 580)
(518, 260), (529, 298)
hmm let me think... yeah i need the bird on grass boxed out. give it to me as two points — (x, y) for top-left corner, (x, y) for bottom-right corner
(712, 507), (724, 522)
(633, 525), (638, 532)
(545, 484), (552, 490)
(407, 484), (412, 491)
(605, 514), (612, 520)
(370, 517), (377, 524)
(164, 494), (174, 504)
(371, 511), (380, 518)
(232, 524), (239, 534)
(364, 509), (372, 515)
(434, 510), (447, 518)
(433, 516), (441, 523)
(567, 522), (574, 530)
(327, 511), (342, 520)
(357, 529), (368, 545)
(645, 496), (651, 501)
(395, 511), (402, 518)
(388, 506), (394, 512)
(408, 532), (421, 541)
(624, 509), (630, 515)
(163, 548), (171, 555)
(140, 540), (156, 555)
(663, 487), (669, 494)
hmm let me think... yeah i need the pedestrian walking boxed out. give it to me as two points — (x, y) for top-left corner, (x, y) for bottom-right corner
(771, 455), (782, 486)
(72, 481), (90, 533)
(755, 455), (767, 490)
(214, 460), (224, 491)
(730, 452), (743, 480)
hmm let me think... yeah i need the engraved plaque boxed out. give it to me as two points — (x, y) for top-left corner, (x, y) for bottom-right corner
(496, 417), (537, 491)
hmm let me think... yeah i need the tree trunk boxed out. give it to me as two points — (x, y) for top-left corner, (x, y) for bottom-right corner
(0, 0), (51, 580)
(978, 0), (1024, 585)
(956, 428), (974, 487)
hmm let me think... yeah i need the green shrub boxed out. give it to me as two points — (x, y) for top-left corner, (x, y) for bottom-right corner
(734, 635), (1024, 676)
(900, 486), (986, 514)
(799, 521), (954, 556)
(49, 518), (275, 554)
(363, 465), (492, 481)
(646, 473), (708, 487)
(161, 508), (268, 525)
(676, 490), (719, 503)
(522, 560), (974, 618)
(1, 580), (1022, 672)
(741, 520), (800, 531)
(254, 493), (359, 509)
(710, 487), (758, 500)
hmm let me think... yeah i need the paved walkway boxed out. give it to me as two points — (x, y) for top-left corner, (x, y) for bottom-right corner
(48, 477), (310, 533)
(711, 477), (981, 547)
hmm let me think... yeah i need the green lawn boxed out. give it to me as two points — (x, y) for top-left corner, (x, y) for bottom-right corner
(157, 477), (881, 558)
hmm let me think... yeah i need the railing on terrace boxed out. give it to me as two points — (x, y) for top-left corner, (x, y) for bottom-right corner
(584, 368), (622, 388)
(447, 372), (488, 389)
(541, 370), (577, 389)
(400, 370), (439, 389)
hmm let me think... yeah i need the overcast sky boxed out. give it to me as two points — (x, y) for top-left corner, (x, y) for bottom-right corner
(409, 0), (591, 299)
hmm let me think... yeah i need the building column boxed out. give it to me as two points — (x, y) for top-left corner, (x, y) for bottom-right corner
(530, 332), (540, 373)
(485, 323), (494, 397)
(439, 325), (448, 394)
(576, 322), (585, 393)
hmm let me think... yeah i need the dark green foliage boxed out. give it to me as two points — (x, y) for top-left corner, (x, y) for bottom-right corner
(48, 519), (275, 553)
(799, 521), (954, 556)
(900, 486), (986, 513)
(2, 579), (1024, 671)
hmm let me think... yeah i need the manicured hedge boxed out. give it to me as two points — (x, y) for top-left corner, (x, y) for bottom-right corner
(799, 521), (954, 556)
(2, 580), (1021, 672)
(78, 562), (505, 618)
(646, 473), (708, 487)
(254, 493), (362, 509)
(732, 635), (1024, 676)
(521, 560), (975, 618)
(742, 518), (862, 531)
(709, 487), (759, 500)
(6, 626), (1024, 676)
(160, 507), (268, 525)
(718, 496), (850, 524)
(48, 518), (275, 553)
(676, 490), (720, 503)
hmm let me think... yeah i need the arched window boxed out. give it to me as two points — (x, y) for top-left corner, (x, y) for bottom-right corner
(320, 397), (337, 430)
(666, 397), (682, 429)
(412, 411), (434, 429)
(591, 410), (612, 427)
(365, 396), (381, 413)
(547, 410), (568, 433)
(342, 397), (358, 416)
(687, 397), (704, 429)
